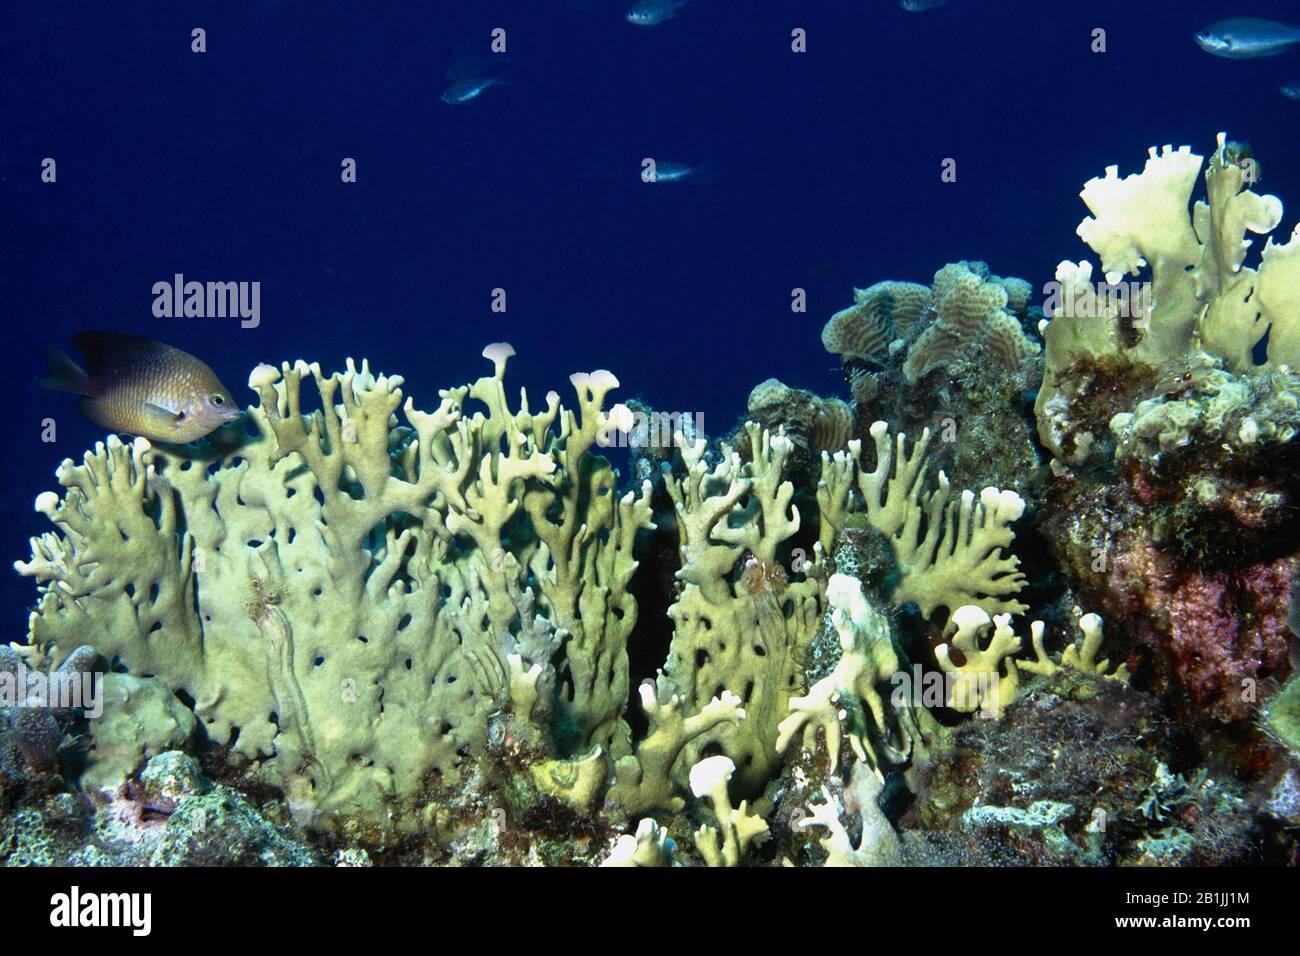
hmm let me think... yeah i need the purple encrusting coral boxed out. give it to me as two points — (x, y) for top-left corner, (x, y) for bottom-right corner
(1098, 543), (1294, 724)
(1166, 561), (1293, 721)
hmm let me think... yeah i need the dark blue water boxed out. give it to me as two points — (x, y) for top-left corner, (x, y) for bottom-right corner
(4, 0), (1300, 629)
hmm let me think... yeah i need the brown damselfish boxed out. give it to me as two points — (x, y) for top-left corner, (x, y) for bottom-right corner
(40, 331), (241, 443)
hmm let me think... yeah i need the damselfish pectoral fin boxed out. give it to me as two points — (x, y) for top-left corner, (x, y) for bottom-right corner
(141, 403), (186, 435)
(77, 397), (182, 439)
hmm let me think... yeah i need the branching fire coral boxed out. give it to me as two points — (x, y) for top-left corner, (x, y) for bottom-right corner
(776, 574), (906, 778)
(1037, 133), (1300, 462)
(847, 421), (1028, 622)
(17, 346), (652, 833)
(661, 424), (830, 793)
(688, 755), (769, 867)
(936, 608), (1128, 718)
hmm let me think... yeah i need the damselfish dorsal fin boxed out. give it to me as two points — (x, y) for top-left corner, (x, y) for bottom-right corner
(72, 331), (182, 375)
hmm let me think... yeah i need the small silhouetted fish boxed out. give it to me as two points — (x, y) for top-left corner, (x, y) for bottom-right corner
(1282, 81), (1300, 101)
(40, 332), (240, 443)
(446, 54), (511, 80)
(440, 76), (506, 104)
(1194, 18), (1300, 59)
(646, 160), (712, 184)
(804, 260), (839, 280)
(627, 0), (688, 27)
(901, 0), (947, 11)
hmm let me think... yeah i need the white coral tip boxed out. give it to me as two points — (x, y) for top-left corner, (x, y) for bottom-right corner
(994, 488), (1026, 519)
(588, 369), (620, 391)
(637, 681), (657, 710)
(825, 573), (861, 609)
(34, 491), (59, 514)
(950, 605), (992, 631)
(607, 402), (635, 433)
(689, 755), (735, 799)
(482, 342), (515, 366)
(248, 363), (281, 388)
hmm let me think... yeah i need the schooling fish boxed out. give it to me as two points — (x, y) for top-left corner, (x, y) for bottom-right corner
(39, 332), (240, 443)
(646, 160), (711, 183)
(1194, 18), (1300, 59)
(626, 0), (688, 27)
(440, 76), (506, 105)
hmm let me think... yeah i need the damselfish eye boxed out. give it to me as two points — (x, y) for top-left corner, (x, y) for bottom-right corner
(211, 394), (225, 407)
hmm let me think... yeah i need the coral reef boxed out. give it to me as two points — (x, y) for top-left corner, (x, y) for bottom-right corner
(845, 422), (1028, 622)
(744, 378), (853, 460)
(10, 347), (847, 861)
(1037, 134), (1300, 464)
(823, 261), (1044, 499)
(0, 751), (318, 866)
(659, 424), (830, 793)
(6, 131), (1299, 868)
(1035, 136), (1300, 742)
(934, 605), (1128, 719)
(17, 346), (654, 836)
(688, 755), (769, 866)
(908, 670), (1260, 866)
(80, 673), (197, 792)
(0, 644), (99, 774)
(901, 262), (1040, 386)
(776, 574), (904, 777)
(797, 761), (900, 866)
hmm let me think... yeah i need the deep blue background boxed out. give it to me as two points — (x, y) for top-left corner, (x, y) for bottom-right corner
(4, 0), (1300, 634)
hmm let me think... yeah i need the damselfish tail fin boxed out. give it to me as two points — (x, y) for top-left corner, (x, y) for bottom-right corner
(38, 345), (90, 394)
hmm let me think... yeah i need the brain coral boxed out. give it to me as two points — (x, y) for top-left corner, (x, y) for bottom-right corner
(745, 378), (852, 456)
(821, 281), (930, 366)
(902, 262), (1041, 384)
